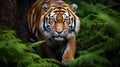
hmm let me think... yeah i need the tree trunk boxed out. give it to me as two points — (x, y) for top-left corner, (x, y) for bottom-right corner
(0, 0), (16, 29)
(16, 0), (36, 40)
(0, 0), (36, 40)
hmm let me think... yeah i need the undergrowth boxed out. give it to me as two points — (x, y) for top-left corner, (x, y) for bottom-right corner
(0, 30), (60, 67)
(0, 1), (120, 67)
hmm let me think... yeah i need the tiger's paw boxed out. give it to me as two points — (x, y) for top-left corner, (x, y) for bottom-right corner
(62, 58), (74, 65)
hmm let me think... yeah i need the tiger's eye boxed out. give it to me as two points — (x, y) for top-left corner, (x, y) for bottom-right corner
(47, 25), (51, 30)
(66, 16), (69, 19)
(69, 26), (72, 29)
(50, 16), (54, 20)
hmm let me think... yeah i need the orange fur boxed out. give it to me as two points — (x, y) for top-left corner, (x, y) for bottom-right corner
(27, 0), (80, 64)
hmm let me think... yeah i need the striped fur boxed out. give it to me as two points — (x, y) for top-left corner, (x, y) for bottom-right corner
(27, 0), (80, 64)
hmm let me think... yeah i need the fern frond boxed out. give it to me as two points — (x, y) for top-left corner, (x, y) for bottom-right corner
(69, 52), (110, 67)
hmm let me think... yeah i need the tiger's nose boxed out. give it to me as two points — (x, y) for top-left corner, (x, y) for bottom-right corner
(56, 30), (63, 34)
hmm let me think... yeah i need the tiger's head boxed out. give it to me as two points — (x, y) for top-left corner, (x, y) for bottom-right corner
(40, 3), (80, 41)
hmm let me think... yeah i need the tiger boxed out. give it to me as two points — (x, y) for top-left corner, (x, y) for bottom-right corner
(27, 0), (80, 64)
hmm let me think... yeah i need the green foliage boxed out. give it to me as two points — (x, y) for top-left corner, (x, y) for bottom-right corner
(0, 29), (60, 67)
(69, 52), (110, 67)
(66, 1), (120, 67)
(65, 0), (120, 67)
(0, 0), (120, 67)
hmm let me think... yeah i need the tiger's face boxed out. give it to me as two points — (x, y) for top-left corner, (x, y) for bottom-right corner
(40, 4), (80, 41)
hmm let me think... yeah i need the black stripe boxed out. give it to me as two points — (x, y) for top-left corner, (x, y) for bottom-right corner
(73, 16), (76, 32)
(43, 17), (47, 31)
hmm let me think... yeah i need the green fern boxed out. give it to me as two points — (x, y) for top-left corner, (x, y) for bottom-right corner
(28, 59), (61, 67)
(0, 29), (60, 67)
(69, 52), (110, 67)
(68, 1), (120, 67)
(0, 0), (120, 67)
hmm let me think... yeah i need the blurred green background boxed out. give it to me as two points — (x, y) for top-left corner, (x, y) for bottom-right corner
(0, 0), (120, 67)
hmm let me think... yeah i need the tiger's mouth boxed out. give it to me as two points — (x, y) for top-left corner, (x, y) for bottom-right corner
(53, 35), (65, 41)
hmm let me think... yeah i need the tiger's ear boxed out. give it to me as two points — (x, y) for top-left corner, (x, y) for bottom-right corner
(70, 3), (78, 12)
(42, 3), (49, 12)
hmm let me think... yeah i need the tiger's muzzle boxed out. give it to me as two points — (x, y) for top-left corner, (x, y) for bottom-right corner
(52, 31), (66, 41)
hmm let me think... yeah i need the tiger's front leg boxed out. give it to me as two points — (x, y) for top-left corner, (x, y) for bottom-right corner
(62, 36), (76, 64)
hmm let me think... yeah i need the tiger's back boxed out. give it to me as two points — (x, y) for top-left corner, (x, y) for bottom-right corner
(27, 0), (80, 64)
